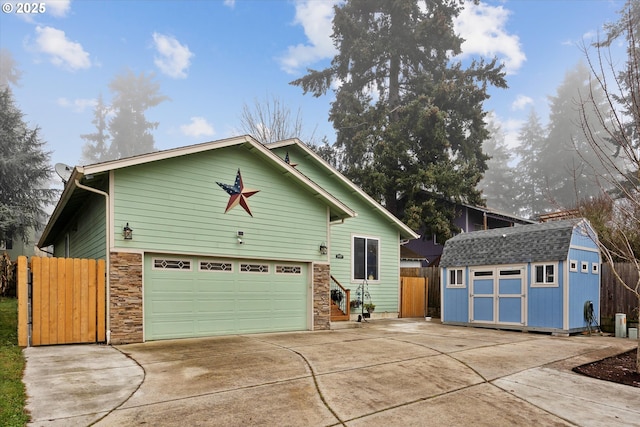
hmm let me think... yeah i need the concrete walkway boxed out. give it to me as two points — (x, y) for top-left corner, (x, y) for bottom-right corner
(23, 319), (639, 426)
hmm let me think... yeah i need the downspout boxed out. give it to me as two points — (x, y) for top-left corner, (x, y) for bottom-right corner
(74, 179), (111, 344)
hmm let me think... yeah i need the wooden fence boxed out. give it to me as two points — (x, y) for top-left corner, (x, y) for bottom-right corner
(402, 264), (638, 324)
(400, 276), (428, 318)
(401, 267), (441, 318)
(600, 263), (639, 323)
(17, 256), (106, 347)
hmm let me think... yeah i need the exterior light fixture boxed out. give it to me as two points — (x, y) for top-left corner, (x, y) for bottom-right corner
(319, 242), (328, 255)
(123, 223), (133, 240)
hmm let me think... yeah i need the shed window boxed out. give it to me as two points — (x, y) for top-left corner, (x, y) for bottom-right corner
(532, 263), (556, 286)
(353, 236), (379, 281)
(581, 262), (589, 273)
(447, 268), (465, 288)
(591, 263), (599, 274)
(569, 260), (578, 272)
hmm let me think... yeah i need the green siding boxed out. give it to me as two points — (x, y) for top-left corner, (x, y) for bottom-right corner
(53, 193), (106, 259)
(113, 146), (329, 262)
(272, 146), (402, 313)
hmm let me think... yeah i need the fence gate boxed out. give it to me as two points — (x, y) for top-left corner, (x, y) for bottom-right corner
(400, 276), (428, 318)
(17, 256), (106, 347)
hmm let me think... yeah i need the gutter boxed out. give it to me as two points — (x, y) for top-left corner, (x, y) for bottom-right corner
(74, 179), (111, 345)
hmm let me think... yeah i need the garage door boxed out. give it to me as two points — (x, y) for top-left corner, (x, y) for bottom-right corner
(144, 254), (309, 340)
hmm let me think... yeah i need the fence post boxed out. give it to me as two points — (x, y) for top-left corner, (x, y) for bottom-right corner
(17, 256), (28, 347)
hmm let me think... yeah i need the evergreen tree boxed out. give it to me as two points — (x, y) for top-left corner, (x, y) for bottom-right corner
(0, 88), (57, 243)
(292, 0), (506, 239)
(514, 109), (547, 217)
(82, 69), (168, 162)
(80, 94), (109, 164)
(107, 70), (168, 160)
(537, 62), (611, 209)
(477, 119), (517, 215)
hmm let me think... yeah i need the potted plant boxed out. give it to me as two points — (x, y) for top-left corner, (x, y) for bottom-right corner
(350, 300), (360, 309)
(363, 303), (375, 313)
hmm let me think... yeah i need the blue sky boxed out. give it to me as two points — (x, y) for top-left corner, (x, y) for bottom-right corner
(0, 0), (627, 171)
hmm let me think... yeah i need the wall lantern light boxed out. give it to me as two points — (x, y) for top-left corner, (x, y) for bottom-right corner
(319, 242), (328, 255)
(123, 223), (133, 240)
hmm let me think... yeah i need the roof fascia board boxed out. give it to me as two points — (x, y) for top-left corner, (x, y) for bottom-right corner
(268, 139), (419, 239)
(40, 136), (355, 248)
(82, 135), (252, 175)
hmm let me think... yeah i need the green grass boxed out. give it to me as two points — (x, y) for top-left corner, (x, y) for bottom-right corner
(0, 297), (29, 426)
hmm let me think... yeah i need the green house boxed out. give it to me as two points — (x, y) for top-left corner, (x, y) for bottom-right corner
(38, 136), (418, 344)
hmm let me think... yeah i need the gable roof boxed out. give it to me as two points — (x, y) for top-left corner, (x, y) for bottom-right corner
(440, 219), (594, 267)
(267, 138), (420, 240)
(39, 135), (356, 248)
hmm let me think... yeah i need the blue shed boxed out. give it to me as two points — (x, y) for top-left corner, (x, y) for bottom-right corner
(440, 219), (600, 334)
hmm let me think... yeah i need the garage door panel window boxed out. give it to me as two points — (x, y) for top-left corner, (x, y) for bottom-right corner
(153, 258), (192, 270)
(199, 261), (234, 272)
(275, 265), (302, 274)
(353, 236), (379, 281)
(240, 263), (269, 273)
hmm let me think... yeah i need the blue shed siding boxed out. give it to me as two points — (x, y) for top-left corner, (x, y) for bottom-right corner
(442, 268), (468, 322)
(567, 247), (600, 329)
(527, 263), (564, 329)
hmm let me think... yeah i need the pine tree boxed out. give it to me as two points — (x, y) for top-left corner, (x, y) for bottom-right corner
(80, 94), (109, 164)
(514, 109), (547, 217)
(0, 88), (57, 243)
(291, 0), (506, 239)
(537, 62), (612, 208)
(477, 119), (517, 215)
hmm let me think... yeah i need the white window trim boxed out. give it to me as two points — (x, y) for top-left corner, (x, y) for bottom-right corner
(152, 257), (193, 271)
(351, 234), (381, 282)
(581, 261), (589, 273)
(569, 260), (578, 272)
(446, 268), (465, 288)
(275, 265), (303, 275)
(591, 262), (599, 274)
(199, 259), (234, 273)
(531, 262), (558, 287)
(239, 263), (270, 274)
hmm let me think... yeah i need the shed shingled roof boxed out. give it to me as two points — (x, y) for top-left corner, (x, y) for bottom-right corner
(440, 219), (587, 267)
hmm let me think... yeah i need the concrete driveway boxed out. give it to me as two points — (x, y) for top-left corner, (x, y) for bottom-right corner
(23, 319), (639, 426)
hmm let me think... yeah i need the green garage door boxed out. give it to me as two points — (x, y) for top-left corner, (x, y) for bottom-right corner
(144, 254), (309, 340)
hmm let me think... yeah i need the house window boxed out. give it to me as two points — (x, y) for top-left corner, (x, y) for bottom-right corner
(569, 260), (578, 272)
(581, 261), (589, 273)
(447, 268), (465, 288)
(0, 238), (11, 250)
(353, 236), (379, 281)
(533, 263), (556, 286)
(592, 263), (599, 274)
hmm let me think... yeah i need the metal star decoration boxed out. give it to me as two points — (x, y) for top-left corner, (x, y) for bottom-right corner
(216, 169), (260, 217)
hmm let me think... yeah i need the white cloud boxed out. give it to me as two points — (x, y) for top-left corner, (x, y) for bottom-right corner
(279, 0), (339, 74)
(152, 33), (193, 79)
(511, 95), (534, 111)
(180, 117), (215, 138)
(223, 0), (235, 8)
(34, 26), (91, 70)
(47, 0), (71, 17)
(454, 2), (526, 74)
(57, 97), (97, 113)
